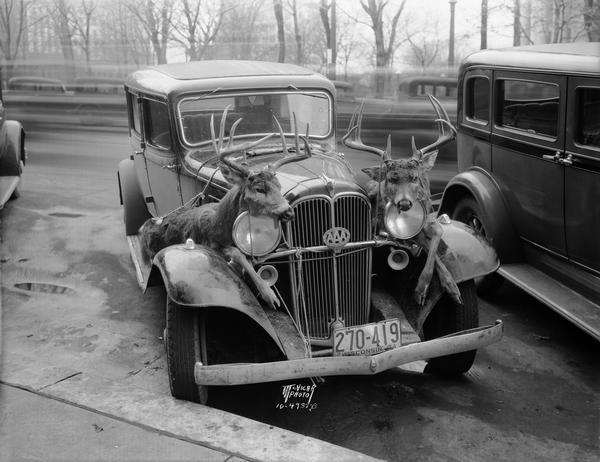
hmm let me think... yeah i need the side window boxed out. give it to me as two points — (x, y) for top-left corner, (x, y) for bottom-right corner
(497, 79), (559, 138)
(145, 99), (171, 149)
(465, 76), (489, 123)
(127, 92), (141, 135)
(575, 86), (600, 148)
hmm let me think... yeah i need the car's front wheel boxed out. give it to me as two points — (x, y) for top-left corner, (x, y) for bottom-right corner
(165, 299), (209, 404)
(451, 196), (503, 296)
(423, 279), (479, 376)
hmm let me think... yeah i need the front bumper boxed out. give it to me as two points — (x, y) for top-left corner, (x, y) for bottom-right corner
(194, 320), (503, 386)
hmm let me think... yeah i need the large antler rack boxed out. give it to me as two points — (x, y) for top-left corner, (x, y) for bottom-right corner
(269, 113), (312, 170)
(211, 105), (275, 177)
(342, 100), (392, 162)
(411, 94), (457, 160)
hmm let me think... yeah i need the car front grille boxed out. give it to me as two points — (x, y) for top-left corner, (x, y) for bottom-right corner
(283, 193), (372, 339)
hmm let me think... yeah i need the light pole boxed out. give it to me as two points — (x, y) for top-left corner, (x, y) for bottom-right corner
(448, 0), (457, 70)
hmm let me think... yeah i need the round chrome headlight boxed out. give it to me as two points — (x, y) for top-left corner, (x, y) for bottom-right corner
(383, 201), (426, 239)
(232, 211), (282, 256)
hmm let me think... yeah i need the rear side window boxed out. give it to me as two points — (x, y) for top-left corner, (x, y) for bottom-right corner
(128, 92), (141, 134)
(465, 76), (489, 123)
(498, 79), (559, 138)
(146, 100), (171, 149)
(575, 87), (600, 148)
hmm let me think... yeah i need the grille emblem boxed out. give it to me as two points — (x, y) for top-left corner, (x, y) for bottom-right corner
(323, 227), (351, 250)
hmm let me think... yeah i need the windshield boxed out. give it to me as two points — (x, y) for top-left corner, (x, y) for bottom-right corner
(178, 91), (332, 146)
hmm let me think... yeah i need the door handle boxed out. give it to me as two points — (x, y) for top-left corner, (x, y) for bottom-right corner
(558, 153), (573, 166)
(134, 150), (144, 156)
(542, 152), (560, 162)
(162, 163), (179, 171)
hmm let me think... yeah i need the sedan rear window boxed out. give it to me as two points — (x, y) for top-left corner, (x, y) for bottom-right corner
(575, 87), (600, 148)
(497, 79), (559, 138)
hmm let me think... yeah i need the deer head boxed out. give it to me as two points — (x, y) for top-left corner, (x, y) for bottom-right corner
(211, 106), (312, 222)
(343, 95), (456, 214)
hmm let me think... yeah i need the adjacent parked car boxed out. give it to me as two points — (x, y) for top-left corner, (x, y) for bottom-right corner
(117, 60), (502, 404)
(0, 85), (26, 208)
(439, 43), (600, 340)
(7, 76), (68, 93)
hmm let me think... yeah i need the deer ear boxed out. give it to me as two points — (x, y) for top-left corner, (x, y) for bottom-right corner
(220, 164), (245, 186)
(362, 166), (384, 181)
(421, 150), (438, 172)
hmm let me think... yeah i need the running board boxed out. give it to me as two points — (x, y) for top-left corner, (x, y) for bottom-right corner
(498, 263), (600, 341)
(127, 234), (152, 289)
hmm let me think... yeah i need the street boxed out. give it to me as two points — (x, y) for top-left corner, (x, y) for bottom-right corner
(1, 126), (598, 461)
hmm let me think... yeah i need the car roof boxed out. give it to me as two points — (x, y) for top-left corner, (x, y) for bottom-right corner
(462, 42), (600, 74)
(125, 60), (334, 99)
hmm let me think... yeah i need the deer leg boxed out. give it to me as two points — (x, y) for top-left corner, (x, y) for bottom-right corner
(223, 247), (280, 310)
(415, 220), (443, 306)
(434, 255), (463, 305)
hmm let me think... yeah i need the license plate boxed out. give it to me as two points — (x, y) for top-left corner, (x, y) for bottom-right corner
(333, 319), (402, 356)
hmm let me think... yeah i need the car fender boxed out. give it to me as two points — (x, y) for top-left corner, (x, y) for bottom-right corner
(149, 244), (290, 357)
(0, 120), (25, 175)
(437, 220), (499, 283)
(439, 167), (522, 263)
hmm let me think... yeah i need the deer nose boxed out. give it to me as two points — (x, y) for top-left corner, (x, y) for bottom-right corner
(397, 199), (413, 212)
(279, 207), (295, 222)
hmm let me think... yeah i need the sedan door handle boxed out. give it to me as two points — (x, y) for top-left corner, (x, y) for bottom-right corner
(542, 152), (560, 162)
(162, 163), (179, 171)
(558, 153), (573, 166)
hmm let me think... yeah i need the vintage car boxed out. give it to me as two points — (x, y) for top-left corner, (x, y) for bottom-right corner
(439, 43), (600, 340)
(0, 84), (26, 208)
(117, 60), (503, 404)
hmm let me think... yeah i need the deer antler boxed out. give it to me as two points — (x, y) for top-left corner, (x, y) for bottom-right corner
(210, 105), (275, 176)
(342, 101), (392, 161)
(269, 114), (312, 170)
(411, 94), (457, 160)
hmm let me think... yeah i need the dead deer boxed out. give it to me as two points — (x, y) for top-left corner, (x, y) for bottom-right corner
(139, 107), (312, 309)
(343, 95), (461, 306)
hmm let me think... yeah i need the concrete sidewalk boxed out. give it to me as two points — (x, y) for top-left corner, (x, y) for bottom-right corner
(1, 384), (241, 462)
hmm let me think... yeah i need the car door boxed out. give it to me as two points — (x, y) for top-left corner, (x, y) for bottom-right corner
(127, 91), (156, 216)
(141, 98), (182, 216)
(565, 77), (600, 273)
(491, 71), (567, 257)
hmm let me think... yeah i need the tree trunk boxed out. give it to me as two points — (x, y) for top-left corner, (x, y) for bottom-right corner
(273, 0), (285, 62)
(480, 0), (488, 49)
(584, 0), (600, 41)
(513, 0), (521, 46)
(291, 0), (302, 64)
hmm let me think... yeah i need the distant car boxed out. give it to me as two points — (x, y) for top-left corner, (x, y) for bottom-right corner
(0, 85), (26, 208)
(439, 43), (600, 340)
(71, 77), (124, 94)
(117, 60), (502, 405)
(7, 76), (68, 93)
(397, 75), (458, 100)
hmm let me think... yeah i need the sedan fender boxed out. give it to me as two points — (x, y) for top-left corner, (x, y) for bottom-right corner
(437, 219), (499, 283)
(0, 119), (25, 176)
(149, 244), (290, 357)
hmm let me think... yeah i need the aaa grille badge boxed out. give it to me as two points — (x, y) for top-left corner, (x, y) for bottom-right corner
(323, 227), (351, 250)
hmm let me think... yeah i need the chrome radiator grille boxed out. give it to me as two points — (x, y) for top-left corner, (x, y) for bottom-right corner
(285, 193), (372, 339)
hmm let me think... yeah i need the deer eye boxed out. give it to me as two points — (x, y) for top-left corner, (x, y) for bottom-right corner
(255, 186), (267, 194)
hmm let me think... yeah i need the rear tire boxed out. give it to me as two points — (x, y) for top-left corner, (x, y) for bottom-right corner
(118, 160), (151, 235)
(423, 279), (479, 376)
(451, 196), (503, 296)
(165, 299), (209, 404)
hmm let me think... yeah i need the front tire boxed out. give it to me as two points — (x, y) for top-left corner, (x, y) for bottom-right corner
(451, 196), (503, 296)
(423, 279), (479, 376)
(165, 299), (209, 404)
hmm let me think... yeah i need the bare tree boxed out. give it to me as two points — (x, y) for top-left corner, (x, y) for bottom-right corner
(216, 0), (267, 60)
(126, 0), (173, 64)
(319, 0), (337, 78)
(513, 0), (521, 45)
(47, 0), (77, 79)
(583, 0), (600, 40)
(71, 0), (97, 74)
(359, 0), (408, 97)
(406, 35), (440, 74)
(0, 0), (33, 80)
(273, 0), (285, 62)
(170, 0), (226, 61)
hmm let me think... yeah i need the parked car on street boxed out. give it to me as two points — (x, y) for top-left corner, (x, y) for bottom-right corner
(0, 84), (26, 208)
(439, 43), (600, 340)
(117, 60), (502, 404)
(7, 75), (68, 93)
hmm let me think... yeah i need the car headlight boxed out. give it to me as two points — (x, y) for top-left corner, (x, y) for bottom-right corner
(383, 201), (426, 239)
(232, 211), (282, 256)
